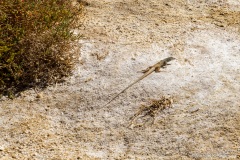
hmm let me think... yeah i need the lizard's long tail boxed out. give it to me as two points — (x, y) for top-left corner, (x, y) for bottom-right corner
(103, 82), (138, 107)
(103, 70), (154, 107)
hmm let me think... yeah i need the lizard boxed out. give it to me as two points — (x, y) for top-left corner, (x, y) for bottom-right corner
(103, 57), (175, 107)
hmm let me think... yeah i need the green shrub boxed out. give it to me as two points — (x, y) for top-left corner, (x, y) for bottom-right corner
(0, 0), (82, 96)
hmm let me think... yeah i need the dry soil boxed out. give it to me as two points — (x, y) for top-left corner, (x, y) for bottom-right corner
(0, 0), (240, 159)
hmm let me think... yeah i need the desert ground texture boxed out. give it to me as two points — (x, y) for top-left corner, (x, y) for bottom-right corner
(0, 0), (240, 159)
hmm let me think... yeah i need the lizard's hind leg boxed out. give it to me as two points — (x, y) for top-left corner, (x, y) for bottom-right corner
(141, 66), (152, 73)
(154, 66), (161, 72)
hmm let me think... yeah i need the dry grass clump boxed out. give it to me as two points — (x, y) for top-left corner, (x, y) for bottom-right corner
(129, 96), (173, 128)
(0, 0), (82, 97)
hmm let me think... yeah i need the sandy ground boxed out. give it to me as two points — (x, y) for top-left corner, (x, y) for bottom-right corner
(0, 0), (240, 159)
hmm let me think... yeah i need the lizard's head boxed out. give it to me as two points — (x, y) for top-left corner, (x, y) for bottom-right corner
(166, 57), (175, 61)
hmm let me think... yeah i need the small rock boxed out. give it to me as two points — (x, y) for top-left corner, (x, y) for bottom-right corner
(188, 106), (199, 113)
(0, 146), (4, 151)
(36, 92), (43, 98)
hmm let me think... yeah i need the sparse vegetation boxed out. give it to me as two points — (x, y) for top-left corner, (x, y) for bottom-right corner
(0, 0), (82, 96)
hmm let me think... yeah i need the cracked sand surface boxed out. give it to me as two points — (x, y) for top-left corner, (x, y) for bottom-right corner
(0, 0), (240, 159)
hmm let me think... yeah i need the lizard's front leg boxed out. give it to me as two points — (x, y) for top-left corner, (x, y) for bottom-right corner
(162, 63), (171, 68)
